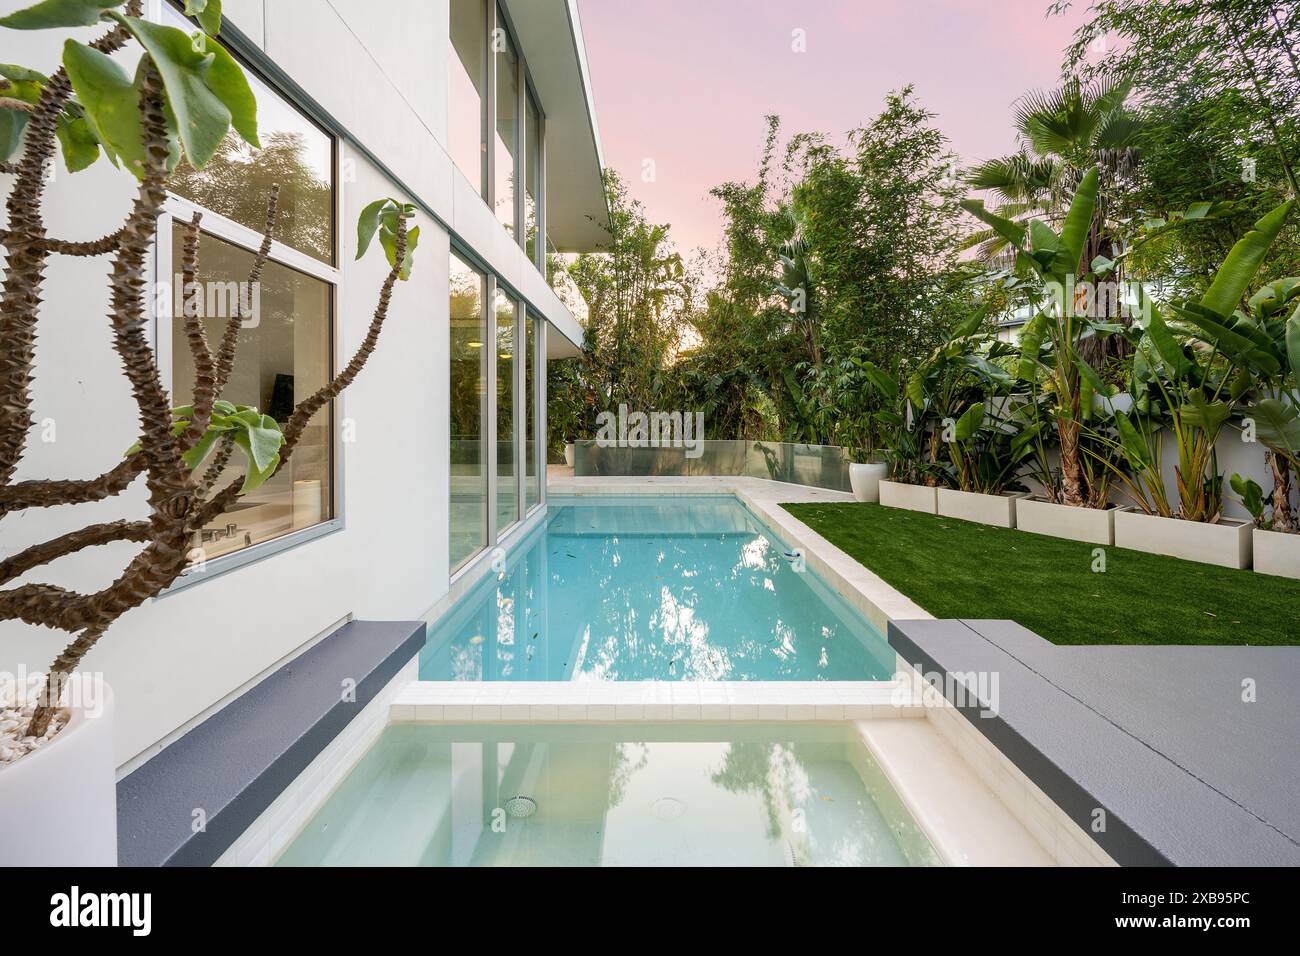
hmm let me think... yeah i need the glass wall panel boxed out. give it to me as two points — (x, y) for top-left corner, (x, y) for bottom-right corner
(494, 15), (519, 237)
(170, 226), (332, 559)
(165, 6), (334, 264)
(495, 289), (518, 532)
(449, 0), (487, 196)
(525, 315), (540, 510)
(524, 93), (541, 265)
(450, 252), (488, 569)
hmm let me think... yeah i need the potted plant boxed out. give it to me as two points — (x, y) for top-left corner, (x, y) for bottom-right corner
(843, 358), (896, 502)
(936, 399), (1039, 527)
(0, 0), (415, 861)
(1102, 201), (1294, 567)
(1233, 475), (1300, 579)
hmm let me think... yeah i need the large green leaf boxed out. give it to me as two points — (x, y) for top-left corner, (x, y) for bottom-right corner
(61, 39), (146, 174)
(1015, 311), (1049, 382)
(0, 0), (121, 29)
(0, 108), (26, 162)
(356, 198), (389, 261)
(1287, 303), (1300, 378)
(959, 198), (1026, 250)
(110, 14), (232, 168)
(1179, 392), (1232, 434)
(1143, 307), (1189, 377)
(1200, 200), (1294, 318)
(184, 0), (222, 35)
(55, 113), (99, 171)
(202, 40), (256, 146)
(952, 402), (985, 441)
(1247, 398), (1300, 457)
(1052, 166), (1099, 278)
(1172, 303), (1280, 375)
(1114, 412), (1153, 469)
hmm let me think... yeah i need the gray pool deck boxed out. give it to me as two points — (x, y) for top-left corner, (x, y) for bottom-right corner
(888, 618), (1300, 866)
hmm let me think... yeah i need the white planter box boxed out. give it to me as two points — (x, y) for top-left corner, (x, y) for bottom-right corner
(848, 461), (890, 503)
(1114, 511), (1253, 569)
(937, 488), (1027, 528)
(0, 680), (116, 866)
(1016, 498), (1119, 545)
(879, 480), (937, 514)
(1253, 527), (1300, 579)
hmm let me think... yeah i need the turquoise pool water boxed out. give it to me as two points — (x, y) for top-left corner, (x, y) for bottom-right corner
(420, 496), (896, 681)
(277, 724), (941, 866)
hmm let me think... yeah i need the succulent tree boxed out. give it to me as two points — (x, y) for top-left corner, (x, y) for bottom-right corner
(0, 0), (417, 738)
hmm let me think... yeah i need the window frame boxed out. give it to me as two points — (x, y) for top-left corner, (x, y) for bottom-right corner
(151, 4), (344, 593)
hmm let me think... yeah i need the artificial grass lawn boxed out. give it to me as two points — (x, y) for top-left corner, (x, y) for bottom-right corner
(783, 502), (1300, 647)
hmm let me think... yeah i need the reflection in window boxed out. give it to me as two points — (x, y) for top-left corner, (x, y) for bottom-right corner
(170, 226), (333, 559)
(449, 0), (487, 196)
(451, 252), (488, 569)
(525, 93), (541, 265)
(164, 8), (333, 264)
(496, 289), (518, 531)
(494, 15), (519, 236)
(525, 315), (539, 511)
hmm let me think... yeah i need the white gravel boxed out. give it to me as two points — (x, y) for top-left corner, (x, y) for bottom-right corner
(0, 703), (69, 769)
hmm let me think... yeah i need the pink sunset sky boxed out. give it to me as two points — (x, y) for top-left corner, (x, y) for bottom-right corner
(577, 0), (1095, 257)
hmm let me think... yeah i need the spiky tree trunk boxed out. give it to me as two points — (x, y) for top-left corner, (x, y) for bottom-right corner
(2, 11), (412, 739)
(1269, 451), (1296, 533)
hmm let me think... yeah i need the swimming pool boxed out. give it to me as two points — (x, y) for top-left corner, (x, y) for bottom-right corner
(276, 723), (941, 866)
(420, 496), (896, 681)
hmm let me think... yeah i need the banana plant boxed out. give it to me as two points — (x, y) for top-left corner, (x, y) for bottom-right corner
(946, 400), (1043, 495)
(1103, 201), (1294, 521)
(962, 167), (1109, 507)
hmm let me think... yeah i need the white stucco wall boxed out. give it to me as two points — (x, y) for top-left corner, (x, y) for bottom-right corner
(0, 0), (575, 767)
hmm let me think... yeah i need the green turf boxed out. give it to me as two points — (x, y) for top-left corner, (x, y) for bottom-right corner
(782, 502), (1300, 646)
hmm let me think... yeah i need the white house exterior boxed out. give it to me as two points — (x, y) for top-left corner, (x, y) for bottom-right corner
(0, 0), (607, 770)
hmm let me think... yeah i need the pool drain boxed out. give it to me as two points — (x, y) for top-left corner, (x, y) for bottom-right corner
(651, 797), (686, 821)
(504, 795), (537, 819)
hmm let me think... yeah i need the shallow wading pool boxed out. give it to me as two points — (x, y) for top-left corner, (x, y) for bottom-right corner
(421, 495), (897, 682)
(276, 723), (941, 866)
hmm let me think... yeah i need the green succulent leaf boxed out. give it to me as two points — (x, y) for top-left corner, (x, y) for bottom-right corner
(0, 107), (27, 162)
(184, 0), (222, 35)
(0, 0), (121, 29)
(55, 112), (100, 171)
(61, 39), (147, 173)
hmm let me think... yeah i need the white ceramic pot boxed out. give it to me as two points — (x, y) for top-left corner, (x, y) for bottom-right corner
(937, 488), (1028, 528)
(564, 443), (575, 468)
(1252, 527), (1300, 579)
(0, 680), (116, 866)
(1015, 498), (1119, 545)
(879, 480), (938, 514)
(1113, 511), (1253, 569)
(848, 461), (891, 503)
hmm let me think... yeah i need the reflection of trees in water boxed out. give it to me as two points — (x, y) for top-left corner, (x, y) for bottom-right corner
(169, 131), (332, 262)
(711, 741), (903, 866)
(607, 741), (650, 808)
(563, 530), (873, 680)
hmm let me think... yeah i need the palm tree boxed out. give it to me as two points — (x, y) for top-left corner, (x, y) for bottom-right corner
(964, 77), (1142, 273)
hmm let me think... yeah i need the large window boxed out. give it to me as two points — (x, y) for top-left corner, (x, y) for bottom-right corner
(525, 93), (542, 267)
(525, 315), (540, 511)
(449, 0), (487, 196)
(495, 289), (519, 531)
(163, 5), (338, 567)
(450, 252), (488, 570)
(494, 18), (520, 237)
(448, 2), (544, 259)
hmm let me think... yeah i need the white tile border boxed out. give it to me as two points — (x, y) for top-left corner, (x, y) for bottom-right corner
(390, 679), (924, 723)
(215, 655), (419, 868)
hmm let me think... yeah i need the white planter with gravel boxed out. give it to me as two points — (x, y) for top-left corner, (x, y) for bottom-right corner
(937, 488), (1028, 528)
(1113, 511), (1253, 569)
(1016, 498), (1120, 545)
(0, 681), (116, 866)
(1252, 527), (1300, 579)
(848, 462), (890, 503)
(879, 480), (937, 514)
